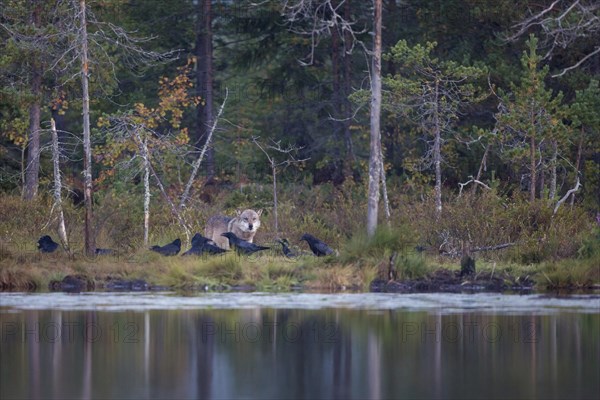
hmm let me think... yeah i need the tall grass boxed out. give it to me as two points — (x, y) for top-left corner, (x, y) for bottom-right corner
(1, 182), (598, 291)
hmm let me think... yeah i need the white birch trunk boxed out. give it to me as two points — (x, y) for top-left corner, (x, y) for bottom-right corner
(570, 128), (584, 206)
(433, 80), (442, 218)
(142, 134), (151, 247)
(50, 118), (69, 253)
(134, 129), (190, 245)
(272, 162), (279, 236)
(366, 0), (383, 237)
(79, 0), (95, 255)
(549, 140), (557, 200)
(380, 148), (391, 227)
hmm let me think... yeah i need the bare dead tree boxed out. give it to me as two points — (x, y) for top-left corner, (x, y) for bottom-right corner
(507, 0), (600, 77)
(78, 0), (96, 256)
(3, 0), (176, 254)
(132, 129), (191, 245)
(251, 137), (309, 237)
(553, 176), (581, 215)
(179, 89), (228, 211)
(102, 115), (193, 246)
(281, 0), (362, 175)
(379, 146), (391, 226)
(281, 0), (365, 66)
(458, 176), (492, 196)
(366, 0), (382, 237)
(456, 140), (494, 196)
(50, 118), (70, 255)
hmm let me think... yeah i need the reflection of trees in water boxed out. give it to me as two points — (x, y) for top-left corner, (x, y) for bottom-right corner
(2, 308), (599, 399)
(191, 313), (213, 398)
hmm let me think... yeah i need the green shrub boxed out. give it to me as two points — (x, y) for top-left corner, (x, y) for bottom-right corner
(340, 225), (415, 264)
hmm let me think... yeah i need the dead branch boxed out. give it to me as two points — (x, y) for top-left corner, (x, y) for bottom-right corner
(179, 88), (228, 210)
(552, 46), (600, 77)
(281, 0), (366, 65)
(251, 136), (308, 236)
(506, 0), (600, 77)
(379, 146), (391, 226)
(553, 176), (581, 215)
(472, 242), (517, 252)
(458, 176), (492, 196)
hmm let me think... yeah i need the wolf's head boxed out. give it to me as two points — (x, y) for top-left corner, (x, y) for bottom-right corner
(235, 209), (263, 233)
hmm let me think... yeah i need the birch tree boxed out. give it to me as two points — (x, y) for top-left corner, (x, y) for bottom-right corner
(78, 0), (96, 255)
(98, 60), (213, 246)
(3, 0), (174, 254)
(366, 0), (382, 236)
(50, 118), (70, 254)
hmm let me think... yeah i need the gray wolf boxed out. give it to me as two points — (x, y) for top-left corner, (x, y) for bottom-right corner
(221, 232), (270, 255)
(205, 209), (263, 250)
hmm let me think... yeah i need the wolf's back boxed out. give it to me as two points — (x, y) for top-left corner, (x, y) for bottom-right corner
(204, 215), (232, 239)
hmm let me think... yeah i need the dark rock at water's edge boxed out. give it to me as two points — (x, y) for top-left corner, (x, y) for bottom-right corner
(49, 275), (95, 292)
(370, 268), (536, 293)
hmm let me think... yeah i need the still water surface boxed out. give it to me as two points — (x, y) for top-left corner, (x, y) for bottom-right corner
(1, 292), (598, 399)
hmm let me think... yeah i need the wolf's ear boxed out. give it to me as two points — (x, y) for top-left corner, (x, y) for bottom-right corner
(235, 209), (242, 216)
(257, 209), (263, 216)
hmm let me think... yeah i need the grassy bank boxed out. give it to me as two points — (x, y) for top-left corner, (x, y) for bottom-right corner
(1, 184), (599, 292)
(1, 227), (598, 292)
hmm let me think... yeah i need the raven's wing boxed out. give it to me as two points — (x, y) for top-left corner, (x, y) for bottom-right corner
(314, 240), (333, 256)
(205, 244), (227, 254)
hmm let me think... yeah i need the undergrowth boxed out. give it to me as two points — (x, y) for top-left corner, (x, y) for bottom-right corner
(0, 183), (598, 291)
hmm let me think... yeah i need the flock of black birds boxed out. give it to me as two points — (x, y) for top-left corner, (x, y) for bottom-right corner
(36, 231), (335, 258)
(182, 233), (227, 256)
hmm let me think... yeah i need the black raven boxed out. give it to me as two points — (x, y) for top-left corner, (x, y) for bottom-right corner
(150, 239), (181, 256)
(190, 233), (210, 247)
(221, 232), (270, 255)
(37, 235), (59, 253)
(182, 233), (227, 256)
(277, 238), (297, 258)
(95, 248), (116, 256)
(300, 233), (334, 257)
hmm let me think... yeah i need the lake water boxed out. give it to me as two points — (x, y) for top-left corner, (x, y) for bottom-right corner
(1, 292), (599, 399)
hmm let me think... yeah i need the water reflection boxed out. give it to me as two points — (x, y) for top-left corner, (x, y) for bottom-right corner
(1, 308), (598, 399)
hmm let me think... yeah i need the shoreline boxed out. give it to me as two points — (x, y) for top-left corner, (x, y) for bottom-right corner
(1, 268), (598, 294)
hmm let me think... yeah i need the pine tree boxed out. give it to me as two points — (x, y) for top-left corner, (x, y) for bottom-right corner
(384, 40), (486, 217)
(495, 35), (567, 203)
